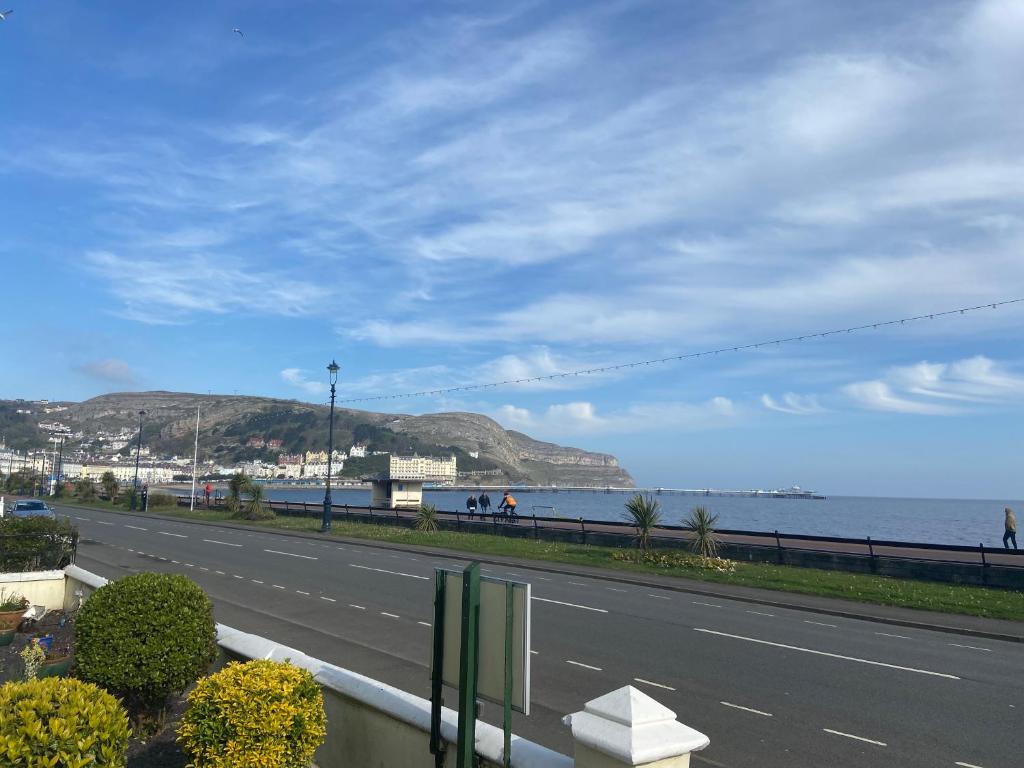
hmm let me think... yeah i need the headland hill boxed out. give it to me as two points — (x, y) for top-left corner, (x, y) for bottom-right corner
(0, 391), (634, 488)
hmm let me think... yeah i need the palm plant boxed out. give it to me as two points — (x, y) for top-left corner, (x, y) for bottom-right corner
(226, 472), (247, 515)
(100, 471), (119, 501)
(240, 479), (274, 521)
(415, 503), (439, 533)
(74, 477), (97, 501)
(623, 494), (662, 551)
(683, 506), (720, 558)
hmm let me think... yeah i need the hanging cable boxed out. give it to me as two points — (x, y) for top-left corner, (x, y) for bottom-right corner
(335, 298), (1023, 404)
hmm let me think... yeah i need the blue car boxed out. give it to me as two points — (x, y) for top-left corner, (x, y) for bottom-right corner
(7, 500), (56, 519)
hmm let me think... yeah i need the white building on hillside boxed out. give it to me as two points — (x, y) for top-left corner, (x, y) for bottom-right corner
(388, 454), (457, 485)
(349, 444), (367, 458)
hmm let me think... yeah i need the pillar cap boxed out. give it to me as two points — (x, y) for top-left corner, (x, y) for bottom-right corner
(563, 686), (709, 765)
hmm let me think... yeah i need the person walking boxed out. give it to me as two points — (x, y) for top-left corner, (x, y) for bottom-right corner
(1004, 507), (1018, 550)
(466, 493), (478, 520)
(479, 490), (491, 517)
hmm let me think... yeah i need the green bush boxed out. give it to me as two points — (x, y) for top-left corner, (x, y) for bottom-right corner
(0, 676), (130, 767)
(76, 573), (217, 711)
(178, 659), (326, 768)
(0, 515), (77, 571)
(415, 502), (439, 532)
(145, 491), (177, 508)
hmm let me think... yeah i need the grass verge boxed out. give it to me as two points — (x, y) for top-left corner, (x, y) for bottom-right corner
(64, 499), (1024, 623)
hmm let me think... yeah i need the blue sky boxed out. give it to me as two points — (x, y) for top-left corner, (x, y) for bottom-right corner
(2, 0), (1023, 496)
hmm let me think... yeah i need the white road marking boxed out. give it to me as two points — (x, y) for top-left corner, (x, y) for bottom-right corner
(320, 596), (336, 602)
(232, 575), (243, 579)
(531, 597), (608, 613)
(158, 557), (168, 561)
(252, 580), (263, 584)
(349, 604), (366, 610)
(185, 563), (195, 567)
(694, 628), (960, 679)
(648, 594), (671, 600)
(350, 564), (428, 580)
(875, 632), (912, 640)
(127, 548), (135, 552)
(381, 612), (400, 619)
(74, 516), (90, 521)
(693, 601), (722, 608)
(95, 520), (114, 526)
(171, 560), (180, 564)
(720, 701), (772, 717)
(265, 549), (318, 560)
(296, 590), (310, 596)
(199, 567), (209, 571)
(272, 584), (285, 589)
(948, 643), (991, 652)
(159, 531), (187, 538)
(125, 525), (147, 531)
(746, 610), (775, 617)
(530, 650), (539, 655)
(804, 620), (838, 628)
(204, 539), (241, 547)
(536, 577), (551, 581)
(568, 581), (588, 586)
(822, 728), (887, 746)
(606, 587), (627, 593)
(215, 570), (225, 575)
(418, 621), (432, 627)
(565, 660), (602, 671)
(955, 762), (986, 768)
(635, 678), (676, 691)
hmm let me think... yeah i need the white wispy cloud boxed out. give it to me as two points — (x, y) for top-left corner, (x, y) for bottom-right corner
(280, 369), (328, 397)
(843, 355), (1024, 414)
(760, 393), (826, 415)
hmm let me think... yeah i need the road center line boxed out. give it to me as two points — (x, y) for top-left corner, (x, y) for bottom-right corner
(607, 587), (627, 593)
(203, 539), (241, 547)
(822, 728), (887, 746)
(159, 531), (187, 538)
(272, 584), (285, 589)
(320, 596), (336, 602)
(350, 564), (427, 580)
(568, 581), (588, 586)
(565, 660), (602, 671)
(74, 516), (90, 521)
(265, 549), (318, 560)
(381, 612), (400, 619)
(694, 628), (960, 679)
(532, 596), (608, 613)
(720, 701), (772, 717)
(349, 604), (366, 610)
(418, 621), (432, 627)
(875, 632), (912, 639)
(746, 611), (775, 617)
(948, 643), (991, 652)
(94, 520), (114, 525)
(125, 525), (147, 531)
(955, 761), (986, 768)
(804, 620), (838, 628)
(693, 601), (722, 608)
(252, 580), (263, 584)
(296, 590), (310, 596)
(635, 678), (676, 691)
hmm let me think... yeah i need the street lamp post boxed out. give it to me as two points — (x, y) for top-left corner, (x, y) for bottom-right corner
(321, 360), (340, 533)
(130, 410), (146, 510)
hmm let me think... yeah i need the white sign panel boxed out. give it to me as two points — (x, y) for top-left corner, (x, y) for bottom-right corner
(436, 570), (531, 715)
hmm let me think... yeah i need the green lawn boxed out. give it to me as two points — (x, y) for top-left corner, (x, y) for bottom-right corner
(64, 498), (1024, 623)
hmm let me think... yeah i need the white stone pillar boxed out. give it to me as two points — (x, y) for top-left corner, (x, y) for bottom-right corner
(563, 685), (709, 768)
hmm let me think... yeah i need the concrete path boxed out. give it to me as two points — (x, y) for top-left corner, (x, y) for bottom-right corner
(60, 503), (1022, 768)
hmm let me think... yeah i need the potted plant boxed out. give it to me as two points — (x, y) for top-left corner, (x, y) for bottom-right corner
(38, 643), (73, 678)
(0, 589), (28, 646)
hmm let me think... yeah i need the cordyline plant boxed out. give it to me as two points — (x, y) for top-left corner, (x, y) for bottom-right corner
(416, 503), (440, 532)
(683, 505), (720, 558)
(623, 494), (662, 551)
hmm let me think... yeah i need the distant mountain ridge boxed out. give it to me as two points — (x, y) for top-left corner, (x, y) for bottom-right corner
(2, 391), (634, 487)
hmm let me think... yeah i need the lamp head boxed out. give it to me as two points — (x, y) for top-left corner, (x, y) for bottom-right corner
(327, 360), (340, 384)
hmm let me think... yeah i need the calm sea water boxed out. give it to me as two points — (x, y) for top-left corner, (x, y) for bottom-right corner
(255, 487), (1020, 548)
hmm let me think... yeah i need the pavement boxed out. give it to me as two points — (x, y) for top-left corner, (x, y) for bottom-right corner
(57, 502), (1023, 768)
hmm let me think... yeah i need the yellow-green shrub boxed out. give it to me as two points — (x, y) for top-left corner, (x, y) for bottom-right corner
(0, 676), (130, 767)
(178, 659), (326, 768)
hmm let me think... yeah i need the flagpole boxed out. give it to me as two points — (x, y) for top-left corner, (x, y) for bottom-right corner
(190, 405), (200, 512)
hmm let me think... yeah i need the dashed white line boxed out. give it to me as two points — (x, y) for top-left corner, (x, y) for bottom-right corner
(804, 620), (838, 628)
(185, 563), (194, 568)
(94, 520), (114, 526)
(720, 701), (772, 717)
(531, 597), (608, 613)
(418, 621), (432, 627)
(199, 567), (209, 571)
(565, 660), (602, 671)
(350, 564), (428, 580)
(822, 729), (887, 747)
(159, 531), (187, 538)
(875, 632), (912, 640)
(694, 628), (960, 679)
(214, 570), (226, 575)
(203, 539), (241, 547)
(265, 549), (318, 560)
(125, 525), (148, 531)
(568, 581), (588, 587)
(349, 604), (366, 610)
(252, 580), (263, 584)
(381, 612), (400, 619)
(606, 587), (627, 593)
(746, 610), (775, 617)
(948, 643), (991, 652)
(648, 594), (671, 600)
(74, 516), (90, 521)
(272, 584), (285, 590)
(694, 601), (722, 608)
(157, 557), (168, 561)
(320, 596), (337, 602)
(171, 560), (180, 564)
(955, 762), (986, 768)
(635, 678), (676, 691)
(127, 548), (135, 553)
(296, 590), (310, 596)
(536, 577), (551, 581)
(232, 574), (243, 579)
(530, 650), (539, 655)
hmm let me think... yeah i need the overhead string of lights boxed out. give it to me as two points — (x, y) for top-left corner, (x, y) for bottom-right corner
(334, 298), (1024, 404)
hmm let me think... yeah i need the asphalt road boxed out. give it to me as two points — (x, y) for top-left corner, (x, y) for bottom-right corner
(58, 503), (1022, 768)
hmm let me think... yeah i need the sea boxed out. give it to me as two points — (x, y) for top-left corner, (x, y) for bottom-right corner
(247, 487), (1020, 548)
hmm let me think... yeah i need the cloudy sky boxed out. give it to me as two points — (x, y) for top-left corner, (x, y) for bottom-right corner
(2, 0), (1023, 496)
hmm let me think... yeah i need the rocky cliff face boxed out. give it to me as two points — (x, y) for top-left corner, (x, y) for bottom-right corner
(53, 393), (634, 487)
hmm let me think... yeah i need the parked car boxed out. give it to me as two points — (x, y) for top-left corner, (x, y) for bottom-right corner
(8, 500), (56, 519)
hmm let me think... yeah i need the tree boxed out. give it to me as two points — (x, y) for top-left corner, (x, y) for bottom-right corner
(226, 472), (247, 515)
(100, 471), (119, 501)
(623, 494), (662, 551)
(239, 479), (273, 521)
(682, 506), (720, 558)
